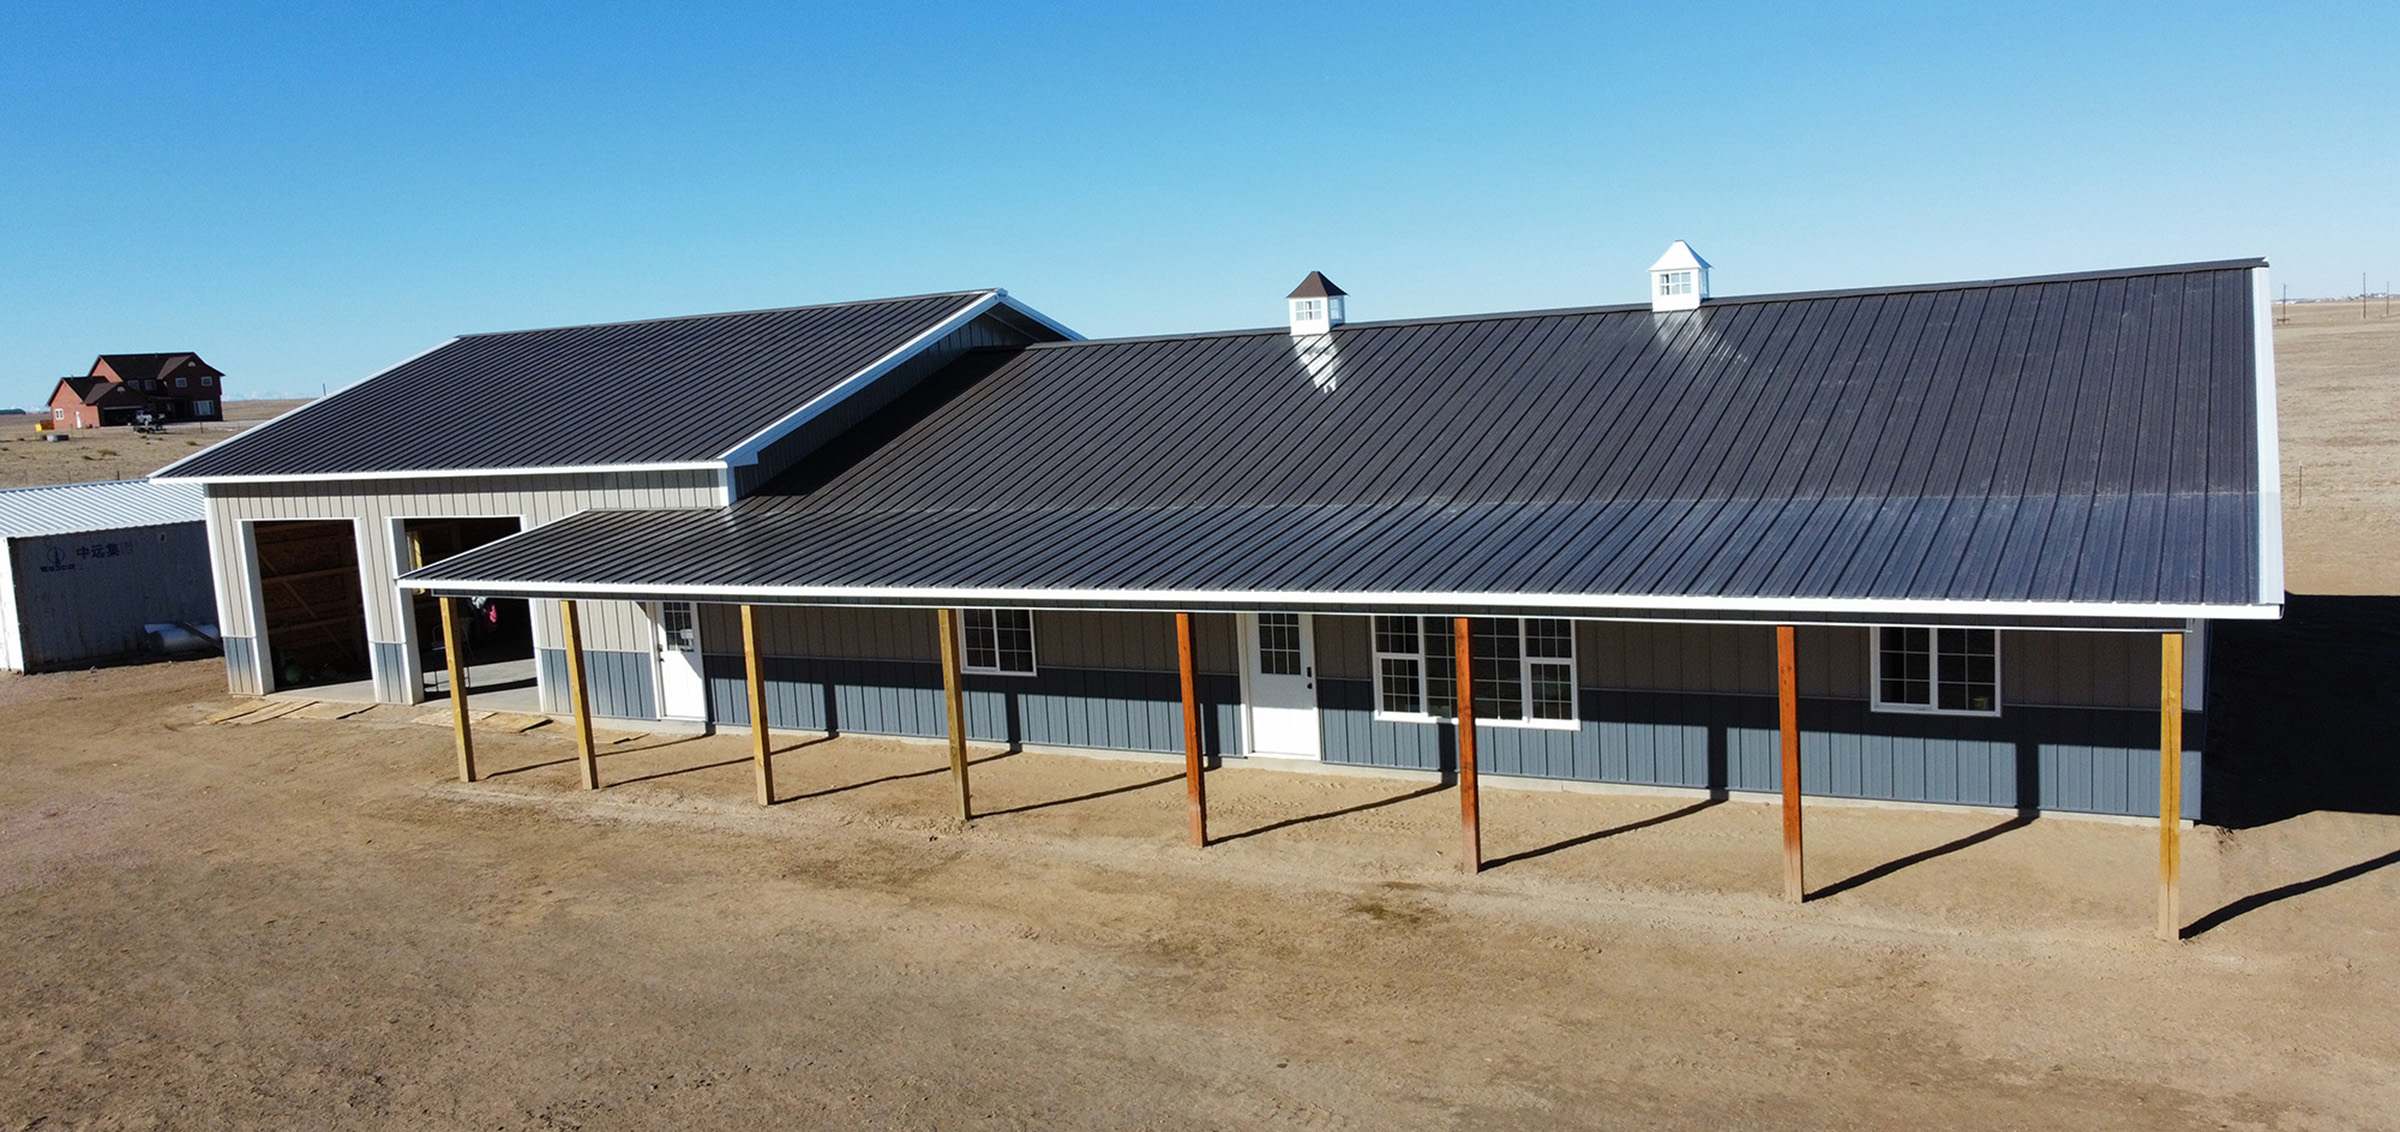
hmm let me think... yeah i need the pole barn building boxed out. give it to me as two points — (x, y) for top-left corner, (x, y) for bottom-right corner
(0, 479), (215, 672)
(158, 253), (2281, 937)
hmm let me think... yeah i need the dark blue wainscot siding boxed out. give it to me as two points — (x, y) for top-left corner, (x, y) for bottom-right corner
(702, 654), (1242, 756)
(1319, 679), (2201, 820)
(537, 647), (656, 721)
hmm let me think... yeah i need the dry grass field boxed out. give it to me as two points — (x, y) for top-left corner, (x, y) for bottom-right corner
(2274, 300), (2400, 594)
(3, 660), (2397, 1130)
(0, 398), (308, 489)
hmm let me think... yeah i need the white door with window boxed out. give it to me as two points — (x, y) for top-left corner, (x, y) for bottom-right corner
(655, 601), (709, 721)
(1244, 612), (1320, 759)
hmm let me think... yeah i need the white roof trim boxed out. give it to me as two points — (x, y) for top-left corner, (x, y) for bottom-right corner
(991, 290), (1084, 342)
(715, 291), (1002, 469)
(158, 460), (728, 486)
(2251, 265), (2285, 606)
(149, 336), (465, 480)
(396, 577), (2281, 623)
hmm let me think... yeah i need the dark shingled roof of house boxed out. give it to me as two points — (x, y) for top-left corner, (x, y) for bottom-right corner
(409, 259), (2274, 618)
(97, 353), (222, 382)
(159, 291), (1006, 478)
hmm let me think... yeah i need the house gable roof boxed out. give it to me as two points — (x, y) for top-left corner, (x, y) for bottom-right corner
(157, 291), (1072, 481)
(94, 353), (222, 383)
(407, 259), (2276, 618)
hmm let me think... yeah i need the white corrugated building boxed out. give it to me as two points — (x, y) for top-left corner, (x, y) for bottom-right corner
(0, 479), (215, 671)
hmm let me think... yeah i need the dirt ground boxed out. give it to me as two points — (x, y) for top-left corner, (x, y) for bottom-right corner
(2273, 300), (2400, 594)
(0, 399), (307, 489)
(5, 659), (2398, 1130)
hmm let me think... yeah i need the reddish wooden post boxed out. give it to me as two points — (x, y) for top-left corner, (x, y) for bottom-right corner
(1177, 612), (1207, 847)
(2159, 631), (2185, 941)
(1777, 624), (1803, 903)
(1456, 616), (1480, 875)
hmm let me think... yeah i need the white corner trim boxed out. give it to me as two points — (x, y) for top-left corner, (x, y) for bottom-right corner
(2250, 265), (2285, 605)
(149, 337), (466, 480)
(716, 292), (1005, 470)
(156, 460), (729, 486)
(391, 578), (2283, 624)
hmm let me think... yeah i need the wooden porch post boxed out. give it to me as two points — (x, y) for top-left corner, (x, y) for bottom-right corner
(561, 599), (599, 790)
(1177, 612), (1207, 847)
(937, 607), (972, 821)
(1456, 616), (1481, 875)
(2159, 630), (2185, 942)
(1777, 624), (1804, 903)
(440, 595), (476, 782)
(742, 604), (773, 806)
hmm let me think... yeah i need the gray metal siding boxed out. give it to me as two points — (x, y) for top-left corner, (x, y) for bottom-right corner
(7, 523), (215, 670)
(702, 654), (1241, 755)
(536, 647), (657, 720)
(223, 636), (261, 695)
(422, 261), (2266, 612)
(168, 292), (999, 477)
(371, 642), (412, 702)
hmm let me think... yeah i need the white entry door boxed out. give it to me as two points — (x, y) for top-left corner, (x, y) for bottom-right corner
(655, 601), (709, 721)
(1244, 612), (1320, 759)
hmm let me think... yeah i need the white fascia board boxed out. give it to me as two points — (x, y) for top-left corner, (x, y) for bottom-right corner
(149, 336), (466, 480)
(2251, 265), (2286, 607)
(715, 291), (1004, 469)
(395, 577), (2282, 624)
(155, 460), (727, 486)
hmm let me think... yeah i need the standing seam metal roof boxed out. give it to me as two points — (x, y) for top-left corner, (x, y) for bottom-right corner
(409, 260), (2269, 613)
(158, 291), (997, 478)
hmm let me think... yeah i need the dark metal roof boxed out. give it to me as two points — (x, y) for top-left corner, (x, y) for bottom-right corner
(1288, 272), (1346, 298)
(411, 260), (2272, 616)
(158, 291), (998, 478)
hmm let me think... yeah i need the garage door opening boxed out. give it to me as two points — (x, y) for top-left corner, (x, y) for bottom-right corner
(254, 520), (370, 692)
(406, 518), (533, 705)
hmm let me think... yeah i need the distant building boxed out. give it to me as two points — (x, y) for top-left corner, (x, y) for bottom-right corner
(47, 353), (226, 429)
(0, 479), (214, 672)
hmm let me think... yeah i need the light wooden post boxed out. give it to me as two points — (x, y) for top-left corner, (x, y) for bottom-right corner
(1777, 624), (1804, 903)
(1456, 616), (1480, 875)
(742, 604), (773, 806)
(440, 595), (476, 782)
(561, 599), (599, 790)
(2159, 631), (2185, 942)
(1177, 612), (1207, 847)
(937, 608), (971, 821)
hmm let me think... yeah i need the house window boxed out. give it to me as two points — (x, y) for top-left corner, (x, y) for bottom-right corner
(194, 400), (216, 416)
(1873, 626), (1999, 715)
(1372, 616), (1577, 727)
(1658, 270), (1694, 297)
(1257, 612), (1302, 675)
(658, 601), (698, 651)
(175, 376), (188, 388)
(1293, 298), (1325, 320)
(200, 375), (213, 386)
(962, 608), (1036, 675)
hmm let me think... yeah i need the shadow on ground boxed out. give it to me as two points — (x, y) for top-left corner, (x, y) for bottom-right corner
(2207, 594), (2400, 827)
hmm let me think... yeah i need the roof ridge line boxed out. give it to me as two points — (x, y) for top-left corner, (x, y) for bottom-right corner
(453, 289), (998, 338)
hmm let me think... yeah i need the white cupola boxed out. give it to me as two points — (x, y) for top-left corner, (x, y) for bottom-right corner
(1648, 241), (1711, 312)
(1287, 271), (1347, 336)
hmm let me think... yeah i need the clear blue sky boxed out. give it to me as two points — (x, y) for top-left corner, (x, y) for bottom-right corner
(3, 2), (2393, 406)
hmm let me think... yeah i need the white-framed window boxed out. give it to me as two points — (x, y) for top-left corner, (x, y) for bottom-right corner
(961, 608), (1037, 676)
(200, 375), (214, 386)
(1872, 626), (2000, 715)
(1372, 616), (1577, 728)
(1256, 612), (1303, 674)
(175, 376), (188, 388)
(658, 601), (698, 651)
(1658, 270), (1694, 297)
(1292, 298), (1325, 320)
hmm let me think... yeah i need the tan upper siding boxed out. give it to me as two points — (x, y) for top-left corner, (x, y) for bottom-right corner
(1037, 611), (1178, 671)
(205, 469), (720, 655)
(1314, 616), (1370, 680)
(2004, 630), (2160, 709)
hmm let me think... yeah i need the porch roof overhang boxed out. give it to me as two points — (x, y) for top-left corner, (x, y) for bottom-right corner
(399, 497), (2278, 632)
